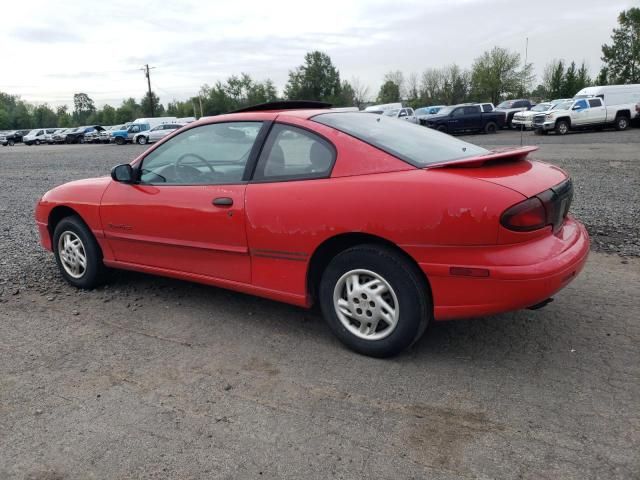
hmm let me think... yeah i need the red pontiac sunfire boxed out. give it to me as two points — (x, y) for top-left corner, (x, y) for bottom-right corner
(35, 101), (589, 357)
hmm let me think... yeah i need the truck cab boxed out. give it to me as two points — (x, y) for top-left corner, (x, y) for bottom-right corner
(533, 97), (630, 134)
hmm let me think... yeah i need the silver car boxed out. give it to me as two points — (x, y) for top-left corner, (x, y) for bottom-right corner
(132, 123), (184, 145)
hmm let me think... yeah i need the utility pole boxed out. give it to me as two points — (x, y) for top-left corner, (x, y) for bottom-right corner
(141, 64), (156, 117)
(520, 37), (529, 146)
(198, 96), (203, 119)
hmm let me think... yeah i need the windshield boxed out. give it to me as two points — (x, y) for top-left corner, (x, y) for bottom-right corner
(496, 101), (514, 109)
(435, 106), (454, 115)
(27, 129), (40, 135)
(382, 109), (400, 117)
(554, 101), (573, 110)
(313, 112), (488, 167)
(532, 103), (551, 112)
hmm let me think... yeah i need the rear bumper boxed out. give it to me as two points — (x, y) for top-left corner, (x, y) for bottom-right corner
(414, 218), (590, 320)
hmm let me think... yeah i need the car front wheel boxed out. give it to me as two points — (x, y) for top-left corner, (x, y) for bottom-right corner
(53, 216), (107, 289)
(319, 245), (430, 357)
(137, 135), (147, 145)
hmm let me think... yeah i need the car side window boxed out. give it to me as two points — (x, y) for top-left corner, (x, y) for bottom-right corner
(399, 109), (407, 117)
(140, 122), (263, 185)
(588, 98), (602, 107)
(451, 108), (465, 117)
(464, 106), (480, 115)
(574, 99), (589, 110)
(252, 124), (336, 182)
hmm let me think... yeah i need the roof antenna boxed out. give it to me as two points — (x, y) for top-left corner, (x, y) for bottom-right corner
(520, 37), (528, 147)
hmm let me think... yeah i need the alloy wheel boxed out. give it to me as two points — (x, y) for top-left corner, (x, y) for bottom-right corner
(333, 269), (399, 341)
(57, 231), (87, 279)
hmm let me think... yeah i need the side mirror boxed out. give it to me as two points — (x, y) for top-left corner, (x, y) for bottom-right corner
(572, 105), (580, 110)
(111, 164), (135, 183)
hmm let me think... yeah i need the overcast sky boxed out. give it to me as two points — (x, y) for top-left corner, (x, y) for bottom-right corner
(1, 0), (635, 108)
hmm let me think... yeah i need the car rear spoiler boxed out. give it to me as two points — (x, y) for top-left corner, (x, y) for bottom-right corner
(426, 145), (538, 169)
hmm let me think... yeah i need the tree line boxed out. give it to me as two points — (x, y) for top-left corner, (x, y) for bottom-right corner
(0, 6), (637, 130)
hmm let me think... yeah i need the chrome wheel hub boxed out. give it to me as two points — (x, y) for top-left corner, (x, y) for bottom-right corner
(333, 269), (399, 341)
(57, 231), (87, 279)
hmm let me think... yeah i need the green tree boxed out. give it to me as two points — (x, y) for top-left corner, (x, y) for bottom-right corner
(0, 108), (10, 129)
(284, 51), (342, 103)
(543, 60), (565, 99)
(470, 47), (522, 104)
(576, 62), (591, 91)
(601, 7), (640, 83)
(33, 104), (58, 127)
(376, 80), (401, 103)
(562, 61), (578, 97)
(115, 98), (141, 124)
(595, 67), (609, 86)
(56, 105), (72, 127)
(73, 93), (96, 124)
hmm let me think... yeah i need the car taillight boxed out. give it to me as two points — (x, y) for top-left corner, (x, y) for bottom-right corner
(501, 197), (547, 231)
(501, 179), (573, 233)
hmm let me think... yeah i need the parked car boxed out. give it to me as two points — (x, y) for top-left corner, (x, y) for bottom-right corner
(532, 97), (633, 134)
(132, 123), (184, 145)
(34, 101), (589, 357)
(474, 102), (496, 113)
(111, 117), (178, 145)
(415, 105), (445, 125)
(1, 129), (30, 146)
(83, 126), (106, 144)
(100, 124), (127, 144)
(23, 128), (50, 145)
(495, 99), (534, 128)
(45, 128), (66, 144)
(423, 104), (505, 134)
(512, 100), (571, 130)
(52, 128), (73, 144)
(382, 107), (418, 123)
(363, 103), (402, 114)
(63, 127), (90, 144)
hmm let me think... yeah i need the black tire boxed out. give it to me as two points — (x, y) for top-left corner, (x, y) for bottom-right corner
(319, 244), (431, 358)
(35, 139), (41, 145)
(436, 125), (447, 133)
(136, 135), (147, 145)
(115, 136), (125, 145)
(555, 120), (569, 135)
(8, 140), (15, 146)
(615, 115), (629, 131)
(484, 122), (497, 134)
(53, 215), (108, 289)
(78, 137), (85, 144)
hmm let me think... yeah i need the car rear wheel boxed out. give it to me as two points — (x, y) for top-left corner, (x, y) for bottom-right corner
(319, 245), (430, 357)
(53, 216), (107, 289)
(555, 120), (569, 135)
(484, 122), (497, 134)
(615, 115), (629, 131)
(115, 136), (125, 145)
(8, 140), (15, 146)
(35, 139), (40, 145)
(137, 135), (147, 145)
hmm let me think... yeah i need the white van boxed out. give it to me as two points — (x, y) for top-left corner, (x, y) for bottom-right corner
(574, 84), (640, 107)
(23, 128), (51, 145)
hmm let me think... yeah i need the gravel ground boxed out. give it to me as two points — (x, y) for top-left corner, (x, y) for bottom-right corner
(1, 130), (639, 479)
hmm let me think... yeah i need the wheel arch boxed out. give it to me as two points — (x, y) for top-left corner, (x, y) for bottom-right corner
(47, 206), (96, 251)
(306, 232), (432, 306)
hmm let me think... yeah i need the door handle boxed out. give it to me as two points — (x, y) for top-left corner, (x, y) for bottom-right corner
(212, 197), (233, 207)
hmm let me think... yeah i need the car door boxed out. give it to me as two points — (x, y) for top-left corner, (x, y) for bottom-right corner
(571, 99), (589, 125)
(245, 122), (337, 294)
(463, 106), (482, 130)
(448, 107), (465, 131)
(100, 121), (267, 283)
(148, 125), (165, 142)
(587, 98), (606, 124)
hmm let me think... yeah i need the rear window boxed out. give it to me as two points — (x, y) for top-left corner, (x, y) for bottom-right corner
(312, 112), (488, 167)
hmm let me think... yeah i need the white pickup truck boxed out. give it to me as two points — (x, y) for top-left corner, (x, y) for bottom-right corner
(532, 97), (633, 135)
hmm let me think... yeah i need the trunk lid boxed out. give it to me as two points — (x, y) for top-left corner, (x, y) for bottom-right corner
(426, 146), (567, 197)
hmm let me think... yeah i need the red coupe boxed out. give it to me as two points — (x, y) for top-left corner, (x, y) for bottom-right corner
(35, 101), (590, 357)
